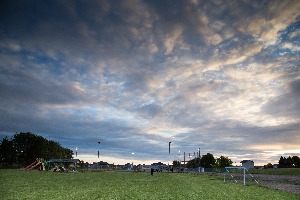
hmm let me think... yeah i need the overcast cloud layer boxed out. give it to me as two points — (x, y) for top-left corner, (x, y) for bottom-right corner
(0, 0), (299, 165)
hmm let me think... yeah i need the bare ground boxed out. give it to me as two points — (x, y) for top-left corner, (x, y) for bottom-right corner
(220, 173), (300, 195)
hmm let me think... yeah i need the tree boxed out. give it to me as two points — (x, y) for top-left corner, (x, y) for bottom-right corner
(0, 132), (73, 168)
(186, 157), (200, 168)
(278, 156), (300, 168)
(200, 153), (215, 168)
(291, 156), (300, 168)
(0, 137), (16, 167)
(279, 156), (285, 168)
(215, 156), (233, 168)
(264, 163), (273, 169)
(172, 160), (180, 168)
(286, 156), (293, 168)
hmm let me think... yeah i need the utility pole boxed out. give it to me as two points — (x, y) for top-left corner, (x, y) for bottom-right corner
(199, 148), (201, 166)
(98, 142), (100, 158)
(168, 142), (171, 172)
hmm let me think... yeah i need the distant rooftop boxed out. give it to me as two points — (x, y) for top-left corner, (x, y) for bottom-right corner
(240, 160), (254, 163)
(48, 159), (80, 163)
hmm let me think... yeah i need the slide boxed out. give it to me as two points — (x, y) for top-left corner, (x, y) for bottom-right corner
(27, 161), (42, 170)
(23, 160), (38, 170)
(23, 158), (44, 170)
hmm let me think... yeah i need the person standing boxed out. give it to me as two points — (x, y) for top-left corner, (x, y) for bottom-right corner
(150, 168), (154, 176)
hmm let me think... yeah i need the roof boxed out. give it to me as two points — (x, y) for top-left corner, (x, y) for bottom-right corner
(48, 159), (80, 163)
(98, 161), (109, 165)
(240, 160), (254, 163)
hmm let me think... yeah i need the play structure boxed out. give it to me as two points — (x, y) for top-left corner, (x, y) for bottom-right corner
(22, 158), (46, 171)
(47, 159), (81, 172)
(22, 158), (80, 172)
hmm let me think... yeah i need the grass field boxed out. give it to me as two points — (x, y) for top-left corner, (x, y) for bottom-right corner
(249, 168), (300, 176)
(0, 169), (299, 199)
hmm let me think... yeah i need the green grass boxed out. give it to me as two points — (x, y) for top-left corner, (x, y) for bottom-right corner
(0, 169), (299, 199)
(249, 168), (300, 176)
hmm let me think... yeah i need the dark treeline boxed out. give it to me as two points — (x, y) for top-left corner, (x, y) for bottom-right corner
(173, 153), (233, 168)
(0, 132), (73, 168)
(278, 156), (300, 168)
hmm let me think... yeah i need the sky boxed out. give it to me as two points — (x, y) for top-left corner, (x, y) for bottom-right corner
(0, 0), (299, 166)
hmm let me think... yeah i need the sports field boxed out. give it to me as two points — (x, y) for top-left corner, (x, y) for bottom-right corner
(0, 169), (299, 199)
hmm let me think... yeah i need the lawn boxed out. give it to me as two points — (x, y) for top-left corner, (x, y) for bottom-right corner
(0, 169), (299, 199)
(249, 168), (300, 176)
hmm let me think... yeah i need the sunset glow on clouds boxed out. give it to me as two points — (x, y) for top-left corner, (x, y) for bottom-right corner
(0, 0), (299, 165)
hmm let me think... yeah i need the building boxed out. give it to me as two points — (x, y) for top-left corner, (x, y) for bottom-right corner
(151, 162), (168, 171)
(91, 161), (110, 169)
(273, 164), (279, 169)
(240, 160), (254, 169)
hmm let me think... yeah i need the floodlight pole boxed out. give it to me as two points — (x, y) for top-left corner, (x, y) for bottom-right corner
(178, 151), (181, 172)
(168, 142), (171, 172)
(198, 148), (201, 167)
(98, 142), (100, 158)
(132, 152), (134, 170)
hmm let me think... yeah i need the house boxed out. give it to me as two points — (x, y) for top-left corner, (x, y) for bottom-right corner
(97, 161), (110, 168)
(91, 161), (110, 169)
(240, 160), (254, 169)
(151, 162), (168, 171)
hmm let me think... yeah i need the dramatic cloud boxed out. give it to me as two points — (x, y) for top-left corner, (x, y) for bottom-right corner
(0, 0), (299, 165)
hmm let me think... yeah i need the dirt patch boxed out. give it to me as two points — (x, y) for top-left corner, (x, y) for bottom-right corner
(253, 174), (300, 195)
(221, 173), (300, 194)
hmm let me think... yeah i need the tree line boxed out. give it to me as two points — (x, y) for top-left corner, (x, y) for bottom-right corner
(174, 153), (300, 169)
(0, 132), (73, 168)
(278, 156), (300, 168)
(173, 153), (233, 168)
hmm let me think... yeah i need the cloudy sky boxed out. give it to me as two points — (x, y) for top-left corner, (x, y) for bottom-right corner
(0, 0), (299, 165)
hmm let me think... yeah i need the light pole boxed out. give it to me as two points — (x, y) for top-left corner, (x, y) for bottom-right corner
(75, 147), (78, 157)
(98, 142), (100, 158)
(198, 148), (201, 171)
(178, 150), (181, 172)
(131, 152), (134, 170)
(168, 142), (171, 172)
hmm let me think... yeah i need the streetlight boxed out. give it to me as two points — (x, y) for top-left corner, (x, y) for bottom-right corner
(168, 142), (171, 172)
(198, 148), (201, 172)
(131, 152), (134, 170)
(97, 142), (100, 158)
(178, 151), (181, 172)
(75, 147), (78, 157)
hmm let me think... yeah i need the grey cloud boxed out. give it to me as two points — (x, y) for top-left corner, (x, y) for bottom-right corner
(1, 0), (148, 62)
(0, 0), (299, 165)
(0, 69), (85, 107)
(137, 103), (162, 118)
(263, 79), (300, 118)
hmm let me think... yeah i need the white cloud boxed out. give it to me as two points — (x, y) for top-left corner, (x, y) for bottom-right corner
(164, 25), (184, 54)
(282, 42), (300, 51)
(290, 29), (300, 39)
(240, 0), (300, 46)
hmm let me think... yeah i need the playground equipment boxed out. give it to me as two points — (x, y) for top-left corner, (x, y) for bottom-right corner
(22, 158), (45, 171)
(22, 158), (80, 172)
(47, 159), (80, 172)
